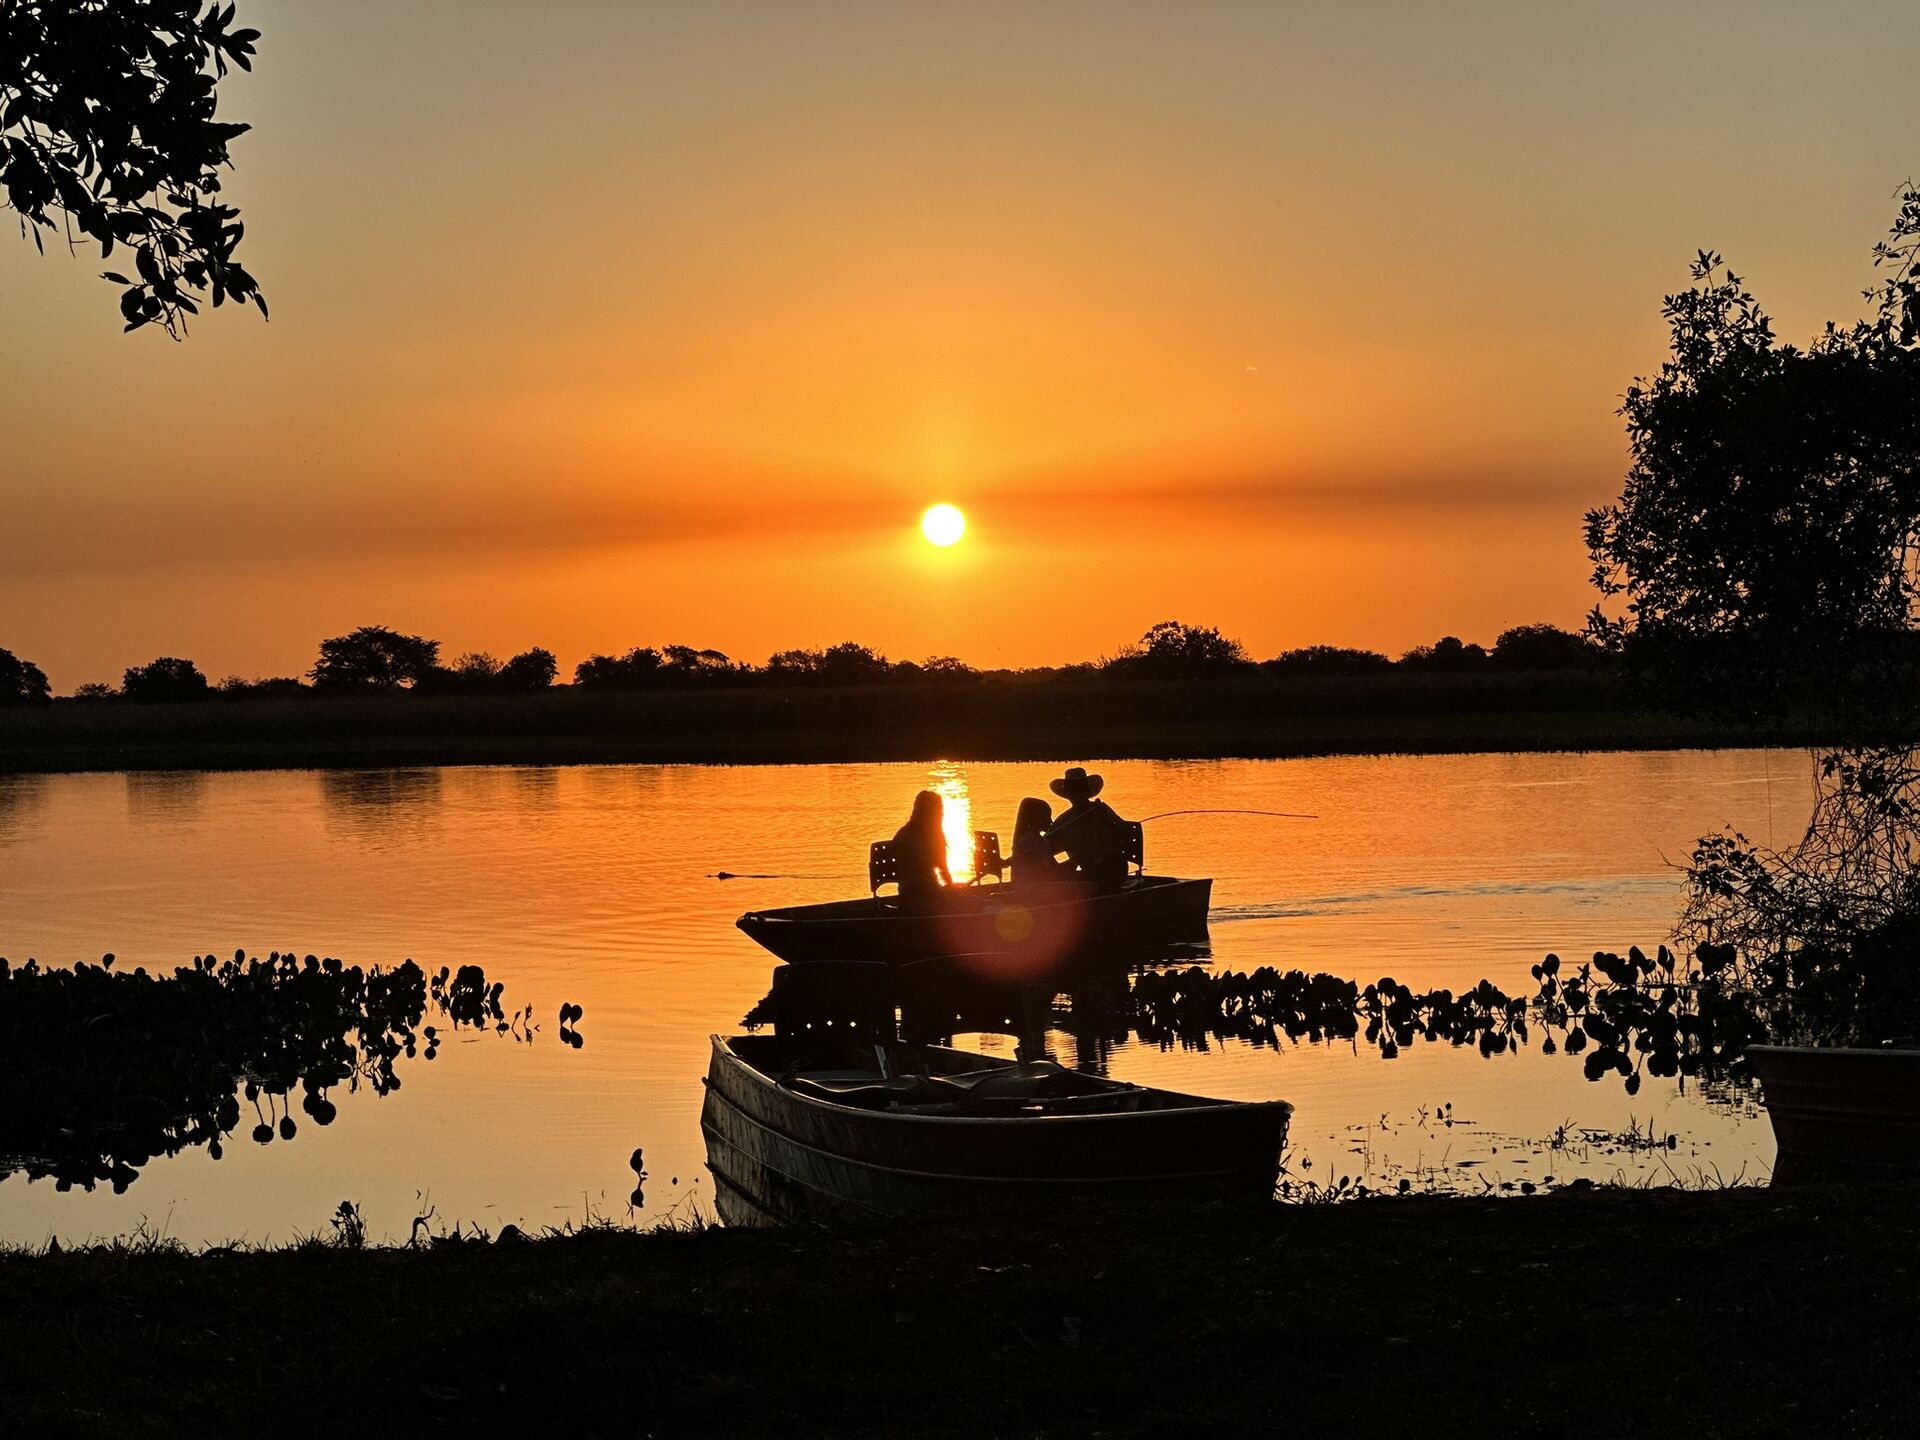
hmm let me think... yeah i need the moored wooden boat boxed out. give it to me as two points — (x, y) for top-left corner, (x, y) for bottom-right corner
(700, 1033), (1290, 1226)
(736, 874), (1213, 970)
(1748, 1044), (1920, 1185)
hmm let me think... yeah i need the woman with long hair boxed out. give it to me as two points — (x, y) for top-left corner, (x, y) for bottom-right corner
(891, 789), (952, 900)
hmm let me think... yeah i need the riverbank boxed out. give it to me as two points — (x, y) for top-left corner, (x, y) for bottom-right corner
(5, 1185), (1915, 1437)
(0, 671), (1862, 773)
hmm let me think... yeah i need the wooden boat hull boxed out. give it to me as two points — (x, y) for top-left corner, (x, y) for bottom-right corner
(736, 875), (1212, 971)
(1748, 1044), (1920, 1185)
(700, 1034), (1290, 1226)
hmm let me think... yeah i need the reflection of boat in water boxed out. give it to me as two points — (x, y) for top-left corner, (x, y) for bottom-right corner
(700, 1033), (1290, 1226)
(1748, 1045), (1920, 1184)
(737, 826), (1212, 968)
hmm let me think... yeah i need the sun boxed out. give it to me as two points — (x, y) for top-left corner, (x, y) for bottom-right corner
(920, 503), (966, 547)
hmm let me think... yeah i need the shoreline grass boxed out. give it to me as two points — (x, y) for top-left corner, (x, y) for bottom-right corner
(4, 1185), (1915, 1437)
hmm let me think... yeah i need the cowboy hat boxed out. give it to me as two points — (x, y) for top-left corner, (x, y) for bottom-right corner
(1049, 766), (1103, 801)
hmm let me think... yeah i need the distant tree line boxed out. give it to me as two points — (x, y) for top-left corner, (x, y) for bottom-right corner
(0, 620), (1608, 705)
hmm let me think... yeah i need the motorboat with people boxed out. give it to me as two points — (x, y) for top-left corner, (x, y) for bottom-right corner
(700, 1031), (1291, 1226)
(735, 767), (1213, 970)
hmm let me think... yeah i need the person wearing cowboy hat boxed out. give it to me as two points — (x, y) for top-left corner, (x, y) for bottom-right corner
(1043, 766), (1133, 892)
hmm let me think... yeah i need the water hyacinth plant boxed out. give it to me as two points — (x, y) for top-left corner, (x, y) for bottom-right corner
(0, 950), (546, 1194)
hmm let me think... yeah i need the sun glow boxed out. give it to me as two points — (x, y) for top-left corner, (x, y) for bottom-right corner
(928, 763), (974, 882)
(920, 503), (966, 547)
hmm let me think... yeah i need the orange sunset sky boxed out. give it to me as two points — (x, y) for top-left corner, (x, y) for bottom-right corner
(4, 1), (1919, 690)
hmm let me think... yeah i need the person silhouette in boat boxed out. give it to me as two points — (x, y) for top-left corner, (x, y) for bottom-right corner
(1042, 767), (1133, 892)
(892, 789), (954, 903)
(1010, 796), (1072, 886)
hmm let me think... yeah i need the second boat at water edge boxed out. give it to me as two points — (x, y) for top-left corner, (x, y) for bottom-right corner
(701, 1032), (1291, 1227)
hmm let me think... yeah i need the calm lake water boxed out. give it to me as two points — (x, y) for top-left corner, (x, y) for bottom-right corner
(0, 750), (1814, 1245)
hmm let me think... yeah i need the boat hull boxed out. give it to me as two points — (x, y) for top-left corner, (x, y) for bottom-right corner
(736, 875), (1212, 971)
(1748, 1044), (1920, 1185)
(700, 1034), (1290, 1227)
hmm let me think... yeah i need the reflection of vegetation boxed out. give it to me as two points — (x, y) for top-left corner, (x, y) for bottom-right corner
(1122, 956), (1769, 1097)
(319, 767), (443, 833)
(0, 952), (539, 1194)
(1678, 748), (1920, 1046)
(0, 772), (48, 841)
(747, 951), (1779, 1101)
(125, 770), (208, 824)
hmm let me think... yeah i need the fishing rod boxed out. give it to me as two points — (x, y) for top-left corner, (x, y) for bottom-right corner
(708, 872), (861, 881)
(711, 809), (1317, 878)
(1137, 808), (1319, 822)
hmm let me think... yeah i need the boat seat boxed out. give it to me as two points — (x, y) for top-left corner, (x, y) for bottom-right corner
(870, 831), (1006, 892)
(786, 1072), (977, 1110)
(786, 1061), (1129, 1112)
(868, 840), (900, 895)
(973, 830), (1005, 883)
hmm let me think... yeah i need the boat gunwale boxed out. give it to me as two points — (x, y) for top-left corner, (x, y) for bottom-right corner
(700, 1095), (1280, 1189)
(739, 875), (1208, 927)
(1748, 1044), (1920, 1064)
(707, 1033), (1293, 1133)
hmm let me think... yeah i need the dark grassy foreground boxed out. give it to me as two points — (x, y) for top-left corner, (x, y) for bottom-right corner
(0, 671), (1857, 773)
(4, 1186), (1916, 1438)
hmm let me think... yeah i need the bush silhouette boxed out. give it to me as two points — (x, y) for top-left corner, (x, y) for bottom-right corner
(122, 657), (210, 703)
(1264, 645), (1393, 677)
(1398, 636), (1488, 671)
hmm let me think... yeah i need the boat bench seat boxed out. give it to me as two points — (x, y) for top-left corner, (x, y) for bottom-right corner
(785, 1061), (1133, 1112)
(870, 831), (1007, 893)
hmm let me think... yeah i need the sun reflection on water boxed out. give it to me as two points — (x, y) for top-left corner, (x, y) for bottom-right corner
(928, 762), (974, 883)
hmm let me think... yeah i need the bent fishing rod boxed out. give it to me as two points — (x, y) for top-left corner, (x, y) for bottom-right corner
(710, 808), (1318, 877)
(1137, 808), (1318, 822)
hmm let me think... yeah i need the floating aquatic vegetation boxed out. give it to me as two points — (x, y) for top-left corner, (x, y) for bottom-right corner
(0, 950), (548, 1194)
(744, 943), (1789, 1102)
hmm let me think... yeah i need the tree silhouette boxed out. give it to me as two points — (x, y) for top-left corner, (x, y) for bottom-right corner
(661, 645), (732, 677)
(1586, 186), (1920, 705)
(573, 647), (663, 691)
(1489, 624), (1603, 671)
(122, 655), (209, 702)
(916, 655), (976, 679)
(496, 648), (557, 691)
(1109, 621), (1251, 676)
(767, 642), (893, 684)
(1397, 635), (1488, 671)
(4, 1), (267, 335)
(1585, 186), (1920, 1036)
(1264, 645), (1392, 677)
(310, 627), (439, 692)
(0, 647), (51, 704)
